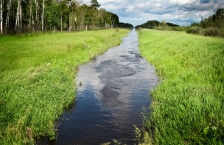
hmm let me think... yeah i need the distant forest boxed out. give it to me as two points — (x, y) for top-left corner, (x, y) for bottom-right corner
(136, 20), (179, 29)
(117, 22), (133, 28)
(0, 0), (133, 34)
(136, 8), (224, 37)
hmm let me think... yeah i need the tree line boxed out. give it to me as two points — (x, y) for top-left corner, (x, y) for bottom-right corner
(136, 8), (224, 37)
(136, 20), (179, 30)
(0, 0), (128, 34)
(117, 22), (133, 28)
(187, 8), (224, 37)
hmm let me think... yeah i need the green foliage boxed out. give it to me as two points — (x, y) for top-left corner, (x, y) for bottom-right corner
(45, 4), (61, 30)
(0, 29), (129, 144)
(202, 27), (224, 37)
(138, 29), (224, 145)
(117, 22), (133, 28)
(187, 26), (224, 37)
(170, 26), (187, 31)
(166, 22), (179, 27)
(136, 20), (180, 31)
(186, 26), (202, 34)
(136, 20), (159, 29)
(1, 0), (120, 33)
(160, 20), (167, 28)
(90, 0), (101, 9)
(187, 8), (224, 37)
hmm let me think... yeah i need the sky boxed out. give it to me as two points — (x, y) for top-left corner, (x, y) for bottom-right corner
(80, 0), (224, 26)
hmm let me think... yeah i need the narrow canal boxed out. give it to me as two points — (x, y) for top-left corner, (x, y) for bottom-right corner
(41, 29), (158, 145)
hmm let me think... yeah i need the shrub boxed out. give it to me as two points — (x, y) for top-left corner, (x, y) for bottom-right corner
(202, 27), (224, 37)
(186, 27), (202, 34)
(138, 27), (142, 33)
(172, 27), (187, 31)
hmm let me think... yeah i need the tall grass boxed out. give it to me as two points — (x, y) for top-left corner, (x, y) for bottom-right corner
(138, 29), (224, 144)
(0, 29), (129, 144)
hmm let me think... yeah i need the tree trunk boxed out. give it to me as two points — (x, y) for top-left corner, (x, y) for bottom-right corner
(0, 0), (2, 34)
(15, 0), (23, 31)
(42, 0), (44, 32)
(111, 17), (115, 28)
(15, 0), (21, 30)
(69, 13), (71, 32)
(19, 1), (22, 30)
(110, 16), (113, 28)
(34, 0), (39, 30)
(61, 16), (62, 32)
(81, 8), (84, 30)
(6, 0), (11, 30)
(29, 0), (34, 31)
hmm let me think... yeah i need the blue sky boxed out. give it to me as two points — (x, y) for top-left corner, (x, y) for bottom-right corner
(81, 0), (224, 26)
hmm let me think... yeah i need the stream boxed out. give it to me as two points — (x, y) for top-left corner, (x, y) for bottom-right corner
(39, 29), (158, 145)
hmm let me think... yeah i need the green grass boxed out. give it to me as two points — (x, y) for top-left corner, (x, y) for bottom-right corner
(138, 29), (224, 144)
(0, 29), (129, 144)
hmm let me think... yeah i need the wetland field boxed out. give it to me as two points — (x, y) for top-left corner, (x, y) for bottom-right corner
(138, 29), (224, 145)
(1, 28), (223, 145)
(0, 29), (129, 144)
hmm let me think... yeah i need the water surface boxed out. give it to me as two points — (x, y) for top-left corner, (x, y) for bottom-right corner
(40, 29), (158, 145)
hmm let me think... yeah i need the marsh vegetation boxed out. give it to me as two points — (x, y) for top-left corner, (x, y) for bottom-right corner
(138, 29), (224, 144)
(0, 29), (129, 144)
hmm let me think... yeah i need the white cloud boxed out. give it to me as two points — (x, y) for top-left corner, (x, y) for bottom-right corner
(126, 5), (134, 12)
(80, 0), (224, 26)
(169, 0), (198, 5)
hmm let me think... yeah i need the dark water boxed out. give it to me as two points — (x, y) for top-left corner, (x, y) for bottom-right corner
(39, 29), (158, 145)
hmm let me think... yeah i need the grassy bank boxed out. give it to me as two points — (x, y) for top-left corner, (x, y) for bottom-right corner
(0, 29), (129, 144)
(138, 29), (224, 144)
